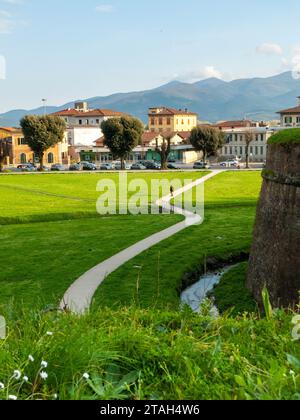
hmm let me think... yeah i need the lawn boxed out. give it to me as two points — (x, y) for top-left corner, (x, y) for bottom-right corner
(0, 172), (207, 223)
(93, 171), (262, 310)
(0, 171), (209, 308)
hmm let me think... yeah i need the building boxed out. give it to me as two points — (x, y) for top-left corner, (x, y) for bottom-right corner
(148, 107), (198, 133)
(52, 102), (127, 147)
(277, 97), (300, 127)
(0, 127), (69, 166)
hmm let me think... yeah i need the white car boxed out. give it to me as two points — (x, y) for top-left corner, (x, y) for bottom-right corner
(220, 160), (239, 167)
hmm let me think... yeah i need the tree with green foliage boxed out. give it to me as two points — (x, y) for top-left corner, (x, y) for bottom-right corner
(20, 115), (66, 171)
(155, 135), (172, 170)
(0, 138), (11, 172)
(101, 116), (144, 170)
(190, 126), (225, 162)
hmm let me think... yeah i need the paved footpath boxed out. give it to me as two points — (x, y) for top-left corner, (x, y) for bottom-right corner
(60, 171), (223, 314)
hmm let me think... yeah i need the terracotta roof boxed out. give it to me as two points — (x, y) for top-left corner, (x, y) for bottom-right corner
(216, 120), (253, 128)
(0, 127), (22, 134)
(277, 106), (300, 114)
(142, 132), (161, 144)
(148, 107), (198, 116)
(52, 109), (127, 117)
(94, 136), (105, 147)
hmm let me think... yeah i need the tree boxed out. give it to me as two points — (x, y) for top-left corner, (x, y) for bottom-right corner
(155, 135), (171, 170)
(101, 116), (144, 170)
(20, 115), (66, 171)
(244, 129), (255, 169)
(190, 126), (225, 162)
(0, 138), (11, 172)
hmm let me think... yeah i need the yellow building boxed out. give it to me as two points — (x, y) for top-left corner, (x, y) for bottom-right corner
(148, 107), (198, 133)
(0, 127), (69, 166)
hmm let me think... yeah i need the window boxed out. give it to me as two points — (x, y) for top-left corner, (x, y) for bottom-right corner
(86, 119), (89, 125)
(188, 119), (190, 125)
(167, 118), (171, 125)
(159, 118), (163, 125)
(285, 116), (292, 124)
(224, 147), (228, 154)
(255, 147), (258, 155)
(181, 119), (184, 125)
(261, 134), (264, 141)
(255, 135), (259, 142)
(261, 147), (264, 155)
(17, 138), (26, 146)
(79, 120), (82, 125)
(235, 134), (238, 142)
(176, 119), (179, 125)
(96, 119), (100, 124)
(47, 153), (54, 164)
(240, 147), (243, 155)
(151, 118), (155, 125)
(20, 153), (27, 164)
(229, 147), (233, 155)
(250, 146), (253, 154)
(297, 117), (300, 123)
(239, 135), (243, 142)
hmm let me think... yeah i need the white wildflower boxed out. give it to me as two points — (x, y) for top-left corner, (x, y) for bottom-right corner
(23, 376), (29, 382)
(46, 331), (53, 336)
(53, 394), (58, 400)
(82, 373), (90, 380)
(289, 370), (295, 376)
(40, 371), (48, 381)
(41, 361), (48, 368)
(0, 382), (4, 390)
(13, 370), (21, 380)
(28, 355), (34, 362)
(8, 395), (17, 400)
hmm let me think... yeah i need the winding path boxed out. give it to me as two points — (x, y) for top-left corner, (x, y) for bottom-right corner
(60, 171), (223, 314)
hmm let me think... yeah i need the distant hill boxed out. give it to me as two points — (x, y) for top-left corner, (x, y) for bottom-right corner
(1, 71), (300, 127)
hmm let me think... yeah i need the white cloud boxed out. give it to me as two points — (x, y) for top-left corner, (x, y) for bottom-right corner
(256, 43), (283, 56)
(96, 4), (114, 13)
(176, 66), (224, 83)
(0, 11), (13, 33)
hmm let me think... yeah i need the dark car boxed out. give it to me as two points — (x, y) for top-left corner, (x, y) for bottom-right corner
(69, 164), (81, 171)
(131, 163), (147, 170)
(82, 163), (97, 171)
(51, 164), (65, 171)
(167, 163), (179, 170)
(17, 163), (37, 172)
(139, 161), (161, 170)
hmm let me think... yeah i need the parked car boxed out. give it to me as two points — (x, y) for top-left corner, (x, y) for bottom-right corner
(100, 163), (114, 171)
(167, 163), (179, 170)
(168, 158), (176, 163)
(139, 161), (161, 170)
(193, 161), (211, 169)
(51, 164), (65, 171)
(82, 163), (97, 171)
(220, 160), (239, 167)
(17, 163), (37, 172)
(69, 164), (81, 171)
(114, 162), (131, 170)
(131, 163), (147, 170)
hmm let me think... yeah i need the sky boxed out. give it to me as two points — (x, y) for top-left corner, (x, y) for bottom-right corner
(0, 0), (300, 112)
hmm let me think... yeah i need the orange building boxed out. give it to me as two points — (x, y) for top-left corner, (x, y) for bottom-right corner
(148, 107), (198, 133)
(0, 127), (69, 166)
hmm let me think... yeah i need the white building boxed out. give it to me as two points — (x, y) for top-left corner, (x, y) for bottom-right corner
(52, 102), (127, 147)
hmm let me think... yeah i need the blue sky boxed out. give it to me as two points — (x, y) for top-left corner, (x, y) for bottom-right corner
(0, 0), (300, 112)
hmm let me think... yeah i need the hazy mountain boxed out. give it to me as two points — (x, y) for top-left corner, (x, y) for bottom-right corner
(1, 72), (299, 127)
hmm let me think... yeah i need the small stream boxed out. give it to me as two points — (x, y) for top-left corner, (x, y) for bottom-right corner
(181, 265), (237, 314)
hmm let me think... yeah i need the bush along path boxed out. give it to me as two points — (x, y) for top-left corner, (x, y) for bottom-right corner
(61, 171), (224, 314)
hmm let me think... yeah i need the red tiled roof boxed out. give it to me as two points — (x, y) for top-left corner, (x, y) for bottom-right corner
(0, 127), (22, 134)
(94, 136), (105, 147)
(148, 107), (198, 116)
(52, 109), (127, 117)
(216, 120), (252, 128)
(277, 106), (300, 114)
(142, 132), (161, 144)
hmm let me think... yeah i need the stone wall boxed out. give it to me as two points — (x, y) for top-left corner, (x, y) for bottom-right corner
(247, 143), (300, 308)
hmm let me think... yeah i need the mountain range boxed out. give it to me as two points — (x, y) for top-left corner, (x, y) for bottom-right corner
(1, 71), (300, 127)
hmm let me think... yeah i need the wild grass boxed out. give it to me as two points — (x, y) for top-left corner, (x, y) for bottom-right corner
(0, 306), (299, 400)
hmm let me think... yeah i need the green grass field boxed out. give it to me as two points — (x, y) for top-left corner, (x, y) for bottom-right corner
(0, 170), (299, 401)
(94, 171), (262, 309)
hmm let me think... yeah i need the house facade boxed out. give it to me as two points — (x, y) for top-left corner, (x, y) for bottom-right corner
(0, 127), (69, 166)
(277, 97), (300, 127)
(52, 102), (127, 147)
(148, 107), (198, 133)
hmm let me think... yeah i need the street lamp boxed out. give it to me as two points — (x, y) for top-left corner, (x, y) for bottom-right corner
(42, 99), (47, 116)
